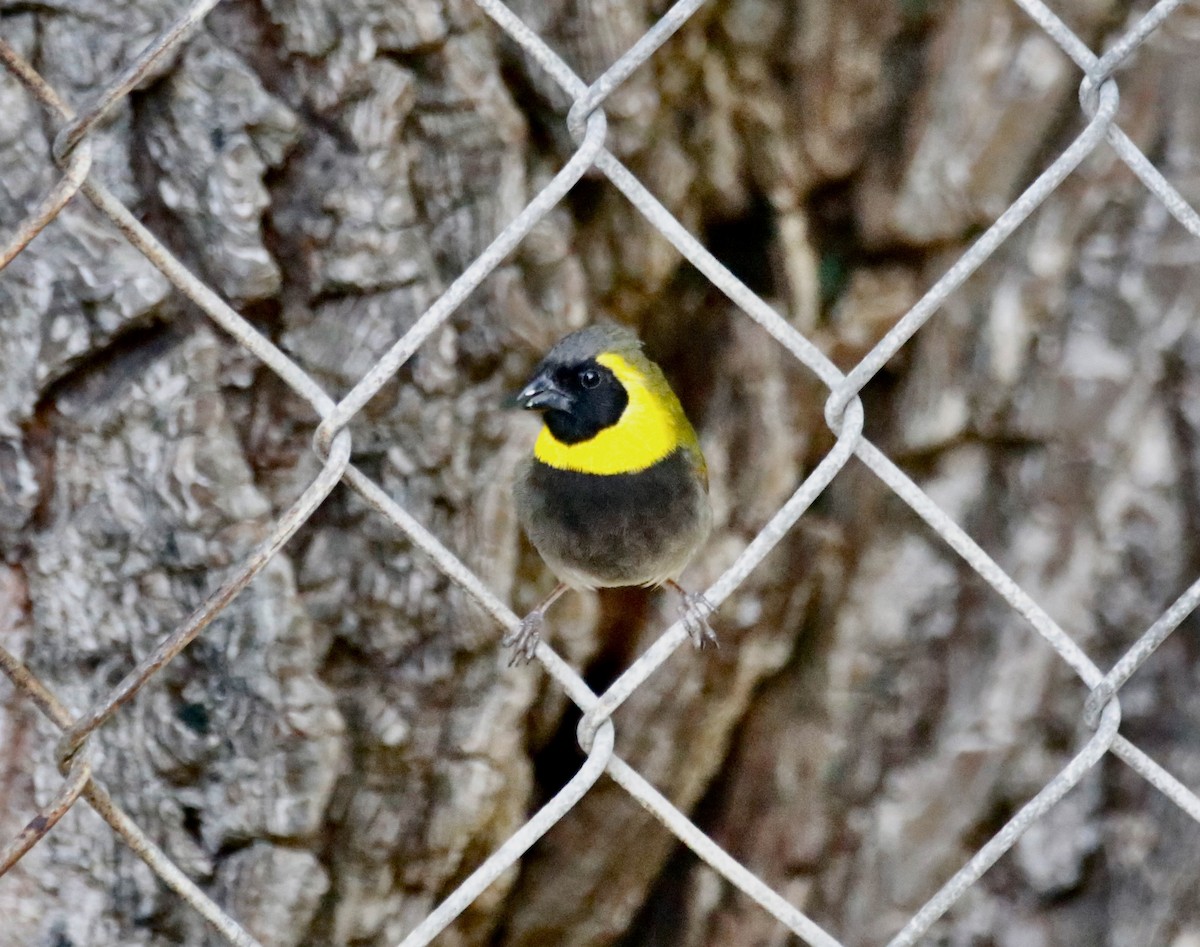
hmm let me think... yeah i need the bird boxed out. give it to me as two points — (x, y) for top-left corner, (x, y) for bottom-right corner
(507, 323), (715, 665)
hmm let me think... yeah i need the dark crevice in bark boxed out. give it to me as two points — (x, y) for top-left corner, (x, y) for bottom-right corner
(808, 178), (935, 307)
(641, 272), (731, 432)
(31, 321), (192, 420)
(208, 0), (294, 93)
(1159, 348), (1200, 676)
(703, 191), (778, 299)
(614, 839), (701, 947)
(528, 588), (652, 810)
(127, 75), (229, 295)
(496, 53), (564, 165)
(20, 405), (57, 541)
(618, 554), (844, 947)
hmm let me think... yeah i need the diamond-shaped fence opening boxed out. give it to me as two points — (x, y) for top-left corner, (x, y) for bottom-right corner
(2, 1), (1200, 945)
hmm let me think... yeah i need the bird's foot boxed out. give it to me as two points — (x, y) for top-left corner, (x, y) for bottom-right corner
(504, 583), (567, 666)
(677, 589), (718, 650)
(503, 610), (545, 666)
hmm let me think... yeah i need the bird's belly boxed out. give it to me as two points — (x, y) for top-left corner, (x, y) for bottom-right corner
(515, 450), (710, 589)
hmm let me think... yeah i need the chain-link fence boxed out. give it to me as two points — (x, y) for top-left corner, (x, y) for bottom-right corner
(2, 0), (1200, 944)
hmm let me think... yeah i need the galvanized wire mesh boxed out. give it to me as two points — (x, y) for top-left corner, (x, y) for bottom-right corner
(2, 1), (1200, 945)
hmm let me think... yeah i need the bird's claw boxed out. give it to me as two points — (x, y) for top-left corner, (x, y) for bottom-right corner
(503, 610), (545, 666)
(678, 590), (718, 650)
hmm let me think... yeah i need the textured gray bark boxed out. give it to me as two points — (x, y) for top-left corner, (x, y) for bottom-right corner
(2, 1), (1199, 946)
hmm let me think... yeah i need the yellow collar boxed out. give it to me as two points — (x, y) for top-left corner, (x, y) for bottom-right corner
(533, 352), (693, 475)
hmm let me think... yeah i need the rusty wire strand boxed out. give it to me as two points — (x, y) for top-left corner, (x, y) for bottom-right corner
(51, 0), (224, 162)
(0, 749), (92, 875)
(0, 646), (264, 946)
(0, 40), (92, 267)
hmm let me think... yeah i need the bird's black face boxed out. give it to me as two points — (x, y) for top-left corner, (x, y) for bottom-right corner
(514, 357), (629, 444)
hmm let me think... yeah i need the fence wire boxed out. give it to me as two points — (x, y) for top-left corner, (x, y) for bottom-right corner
(1, 0), (1200, 945)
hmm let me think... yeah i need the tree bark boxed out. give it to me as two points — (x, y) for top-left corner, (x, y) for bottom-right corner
(2, 1), (1200, 946)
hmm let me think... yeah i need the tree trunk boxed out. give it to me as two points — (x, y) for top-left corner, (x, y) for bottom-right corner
(2, 1), (1199, 945)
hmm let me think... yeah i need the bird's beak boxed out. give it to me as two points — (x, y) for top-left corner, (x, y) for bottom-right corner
(510, 370), (572, 412)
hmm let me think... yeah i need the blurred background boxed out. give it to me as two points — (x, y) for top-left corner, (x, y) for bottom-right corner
(3, 0), (1200, 944)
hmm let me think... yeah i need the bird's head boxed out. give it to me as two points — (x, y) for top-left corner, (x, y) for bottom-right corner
(512, 324), (639, 444)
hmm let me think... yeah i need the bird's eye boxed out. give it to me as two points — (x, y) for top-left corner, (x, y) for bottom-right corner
(579, 368), (601, 389)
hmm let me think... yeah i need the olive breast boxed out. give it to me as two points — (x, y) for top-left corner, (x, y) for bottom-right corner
(515, 448), (711, 589)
